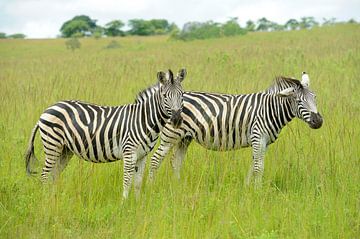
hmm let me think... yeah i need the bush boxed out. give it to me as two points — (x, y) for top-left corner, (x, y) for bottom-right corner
(65, 38), (81, 51)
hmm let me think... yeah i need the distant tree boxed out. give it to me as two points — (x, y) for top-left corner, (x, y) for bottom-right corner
(348, 18), (357, 24)
(245, 20), (256, 32)
(93, 27), (103, 39)
(269, 22), (285, 31)
(0, 32), (6, 39)
(256, 17), (272, 31)
(299, 17), (319, 29)
(149, 19), (171, 34)
(8, 33), (26, 39)
(285, 19), (299, 30)
(128, 19), (174, 36)
(322, 17), (337, 26)
(128, 19), (155, 36)
(60, 15), (98, 37)
(65, 37), (81, 51)
(221, 18), (246, 36)
(104, 20), (125, 37)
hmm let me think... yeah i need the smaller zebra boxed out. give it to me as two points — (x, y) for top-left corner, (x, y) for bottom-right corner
(25, 69), (186, 199)
(149, 72), (323, 187)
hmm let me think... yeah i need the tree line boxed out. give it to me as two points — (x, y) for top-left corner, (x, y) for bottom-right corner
(60, 15), (358, 41)
(0, 15), (357, 40)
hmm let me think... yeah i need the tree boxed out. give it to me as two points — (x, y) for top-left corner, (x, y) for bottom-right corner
(0, 32), (6, 39)
(128, 19), (155, 36)
(285, 19), (299, 30)
(104, 20), (125, 37)
(299, 17), (319, 29)
(60, 15), (98, 37)
(322, 17), (336, 26)
(256, 17), (272, 31)
(8, 33), (26, 39)
(221, 18), (246, 36)
(127, 19), (174, 36)
(245, 20), (256, 32)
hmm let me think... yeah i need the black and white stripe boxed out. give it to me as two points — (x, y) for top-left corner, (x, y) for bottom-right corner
(149, 72), (323, 186)
(25, 69), (186, 198)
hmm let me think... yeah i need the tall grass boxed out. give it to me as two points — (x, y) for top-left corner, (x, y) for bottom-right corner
(0, 24), (359, 238)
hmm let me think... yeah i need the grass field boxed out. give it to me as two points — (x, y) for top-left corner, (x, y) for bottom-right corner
(0, 24), (359, 238)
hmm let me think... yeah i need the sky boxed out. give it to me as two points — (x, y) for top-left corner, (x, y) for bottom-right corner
(0, 0), (359, 38)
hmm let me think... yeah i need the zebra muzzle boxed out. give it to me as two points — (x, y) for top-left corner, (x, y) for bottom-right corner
(170, 109), (183, 128)
(309, 112), (323, 129)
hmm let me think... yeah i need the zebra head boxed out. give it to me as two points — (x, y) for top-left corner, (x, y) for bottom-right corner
(277, 72), (323, 129)
(157, 68), (186, 128)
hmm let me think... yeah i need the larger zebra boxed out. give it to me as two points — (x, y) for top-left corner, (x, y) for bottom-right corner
(149, 72), (323, 186)
(25, 69), (186, 199)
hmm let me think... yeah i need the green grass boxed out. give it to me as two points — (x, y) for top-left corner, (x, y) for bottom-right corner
(0, 24), (359, 238)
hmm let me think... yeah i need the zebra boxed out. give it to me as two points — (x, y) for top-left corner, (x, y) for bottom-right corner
(25, 68), (187, 199)
(148, 72), (323, 187)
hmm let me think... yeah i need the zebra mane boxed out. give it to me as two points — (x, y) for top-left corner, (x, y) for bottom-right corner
(265, 76), (303, 94)
(134, 83), (160, 103)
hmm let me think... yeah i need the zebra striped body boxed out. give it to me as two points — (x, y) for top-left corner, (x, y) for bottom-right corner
(149, 73), (323, 186)
(25, 69), (186, 199)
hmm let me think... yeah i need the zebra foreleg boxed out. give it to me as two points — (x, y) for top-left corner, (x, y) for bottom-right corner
(246, 136), (267, 188)
(134, 156), (146, 200)
(171, 136), (192, 180)
(148, 141), (174, 182)
(122, 152), (136, 199)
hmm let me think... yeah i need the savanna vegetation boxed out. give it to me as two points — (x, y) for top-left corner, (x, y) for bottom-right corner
(0, 24), (359, 238)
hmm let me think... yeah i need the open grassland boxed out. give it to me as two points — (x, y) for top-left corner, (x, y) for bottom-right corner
(0, 24), (359, 238)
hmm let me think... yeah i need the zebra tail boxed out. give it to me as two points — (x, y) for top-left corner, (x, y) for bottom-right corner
(25, 123), (39, 176)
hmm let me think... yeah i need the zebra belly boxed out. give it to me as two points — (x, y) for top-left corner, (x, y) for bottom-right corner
(194, 128), (251, 151)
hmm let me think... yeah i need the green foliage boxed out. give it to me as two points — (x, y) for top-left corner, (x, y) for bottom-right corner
(0, 32), (6, 39)
(104, 20), (125, 37)
(246, 20), (256, 32)
(93, 27), (103, 39)
(172, 20), (247, 41)
(285, 19), (300, 30)
(299, 17), (319, 29)
(222, 18), (247, 36)
(128, 19), (174, 36)
(60, 15), (98, 38)
(7, 33), (26, 39)
(0, 24), (359, 238)
(65, 37), (81, 51)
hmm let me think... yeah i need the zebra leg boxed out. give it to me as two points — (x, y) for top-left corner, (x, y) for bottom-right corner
(246, 136), (267, 188)
(148, 141), (174, 182)
(41, 146), (63, 182)
(122, 151), (137, 199)
(171, 136), (192, 180)
(52, 147), (73, 181)
(134, 156), (146, 199)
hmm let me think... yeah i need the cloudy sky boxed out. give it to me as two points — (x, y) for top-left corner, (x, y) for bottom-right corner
(0, 0), (359, 38)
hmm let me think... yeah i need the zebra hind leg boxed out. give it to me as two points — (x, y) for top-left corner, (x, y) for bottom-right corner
(171, 136), (192, 180)
(52, 146), (73, 181)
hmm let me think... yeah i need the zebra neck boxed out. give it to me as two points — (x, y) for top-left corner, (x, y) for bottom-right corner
(269, 95), (296, 131)
(138, 92), (169, 133)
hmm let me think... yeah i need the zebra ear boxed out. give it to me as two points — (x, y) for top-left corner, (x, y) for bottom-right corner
(301, 72), (310, 87)
(177, 68), (187, 82)
(277, 87), (296, 97)
(168, 69), (174, 84)
(157, 71), (167, 85)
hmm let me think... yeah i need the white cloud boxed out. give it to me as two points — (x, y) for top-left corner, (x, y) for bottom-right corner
(0, 0), (359, 38)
